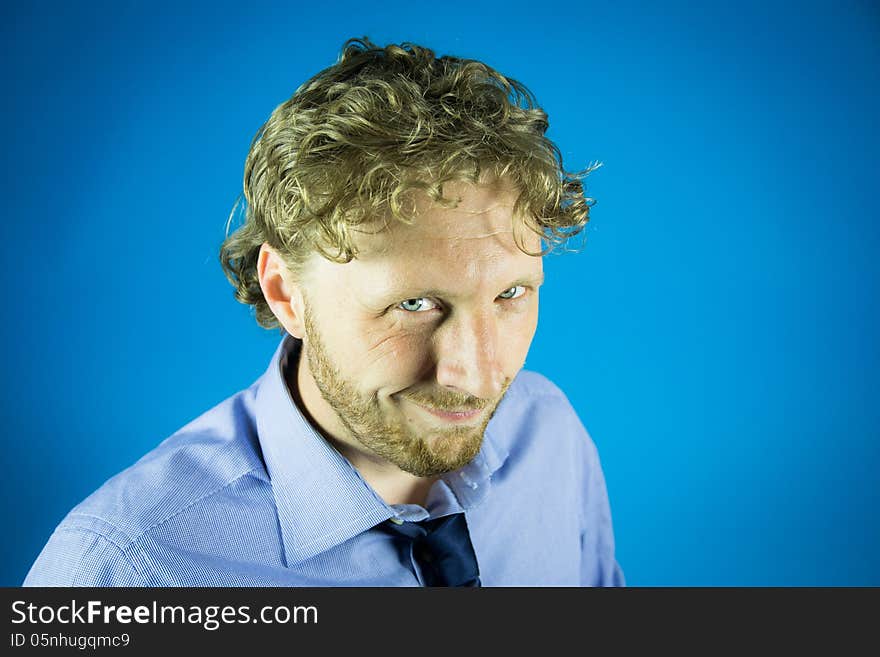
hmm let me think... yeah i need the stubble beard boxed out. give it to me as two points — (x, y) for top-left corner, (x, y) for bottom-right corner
(302, 306), (508, 477)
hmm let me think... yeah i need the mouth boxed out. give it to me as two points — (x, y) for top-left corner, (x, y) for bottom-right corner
(405, 399), (486, 423)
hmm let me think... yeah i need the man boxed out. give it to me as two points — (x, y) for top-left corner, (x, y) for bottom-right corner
(25, 38), (624, 586)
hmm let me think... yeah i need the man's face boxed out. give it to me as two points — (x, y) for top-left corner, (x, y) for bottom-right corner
(296, 180), (543, 477)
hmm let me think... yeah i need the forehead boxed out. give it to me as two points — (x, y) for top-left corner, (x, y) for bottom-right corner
(300, 180), (544, 299)
(354, 180), (540, 260)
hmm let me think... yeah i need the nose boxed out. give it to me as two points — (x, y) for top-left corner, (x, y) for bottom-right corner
(433, 308), (506, 400)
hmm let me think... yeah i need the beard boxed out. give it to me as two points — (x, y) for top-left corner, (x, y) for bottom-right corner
(301, 305), (509, 477)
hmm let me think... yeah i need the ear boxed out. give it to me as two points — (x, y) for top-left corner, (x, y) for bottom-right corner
(257, 243), (306, 339)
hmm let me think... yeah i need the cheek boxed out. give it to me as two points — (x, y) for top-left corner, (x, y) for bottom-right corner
(349, 323), (434, 386)
(501, 306), (540, 371)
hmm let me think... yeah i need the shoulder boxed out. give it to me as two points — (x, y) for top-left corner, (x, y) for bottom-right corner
(504, 369), (570, 403)
(72, 386), (270, 540)
(488, 368), (599, 462)
(496, 368), (586, 432)
(24, 386), (270, 586)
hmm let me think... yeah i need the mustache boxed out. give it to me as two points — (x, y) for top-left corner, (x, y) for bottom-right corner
(402, 381), (511, 412)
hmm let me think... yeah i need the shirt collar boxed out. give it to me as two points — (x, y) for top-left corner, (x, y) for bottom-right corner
(253, 334), (511, 566)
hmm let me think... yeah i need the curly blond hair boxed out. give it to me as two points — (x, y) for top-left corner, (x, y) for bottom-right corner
(220, 37), (599, 329)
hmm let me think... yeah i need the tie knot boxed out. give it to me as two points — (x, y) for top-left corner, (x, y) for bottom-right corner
(380, 513), (481, 587)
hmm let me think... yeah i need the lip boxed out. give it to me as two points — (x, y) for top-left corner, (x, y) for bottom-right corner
(409, 401), (484, 423)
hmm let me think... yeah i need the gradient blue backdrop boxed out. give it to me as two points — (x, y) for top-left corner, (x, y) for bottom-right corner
(2, 0), (877, 586)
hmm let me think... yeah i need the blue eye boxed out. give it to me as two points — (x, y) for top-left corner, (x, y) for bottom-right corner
(398, 298), (439, 312)
(498, 286), (526, 300)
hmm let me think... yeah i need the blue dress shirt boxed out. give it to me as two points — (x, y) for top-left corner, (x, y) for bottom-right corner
(24, 336), (624, 586)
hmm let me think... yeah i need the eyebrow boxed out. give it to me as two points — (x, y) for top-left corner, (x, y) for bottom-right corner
(385, 272), (545, 300)
(510, 272), (545, 288)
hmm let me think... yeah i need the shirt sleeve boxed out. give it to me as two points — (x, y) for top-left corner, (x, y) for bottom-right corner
(23, 522), (148, 587)
(577, 419), (626, 587)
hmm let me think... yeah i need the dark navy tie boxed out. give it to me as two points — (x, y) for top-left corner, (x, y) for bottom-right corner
(380, 513), (481, 587)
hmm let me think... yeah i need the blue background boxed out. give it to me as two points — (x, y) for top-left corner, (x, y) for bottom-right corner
(2, 0), (878, 586)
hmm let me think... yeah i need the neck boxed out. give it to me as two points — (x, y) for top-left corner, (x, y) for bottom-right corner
(328, 441), (439, 506)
